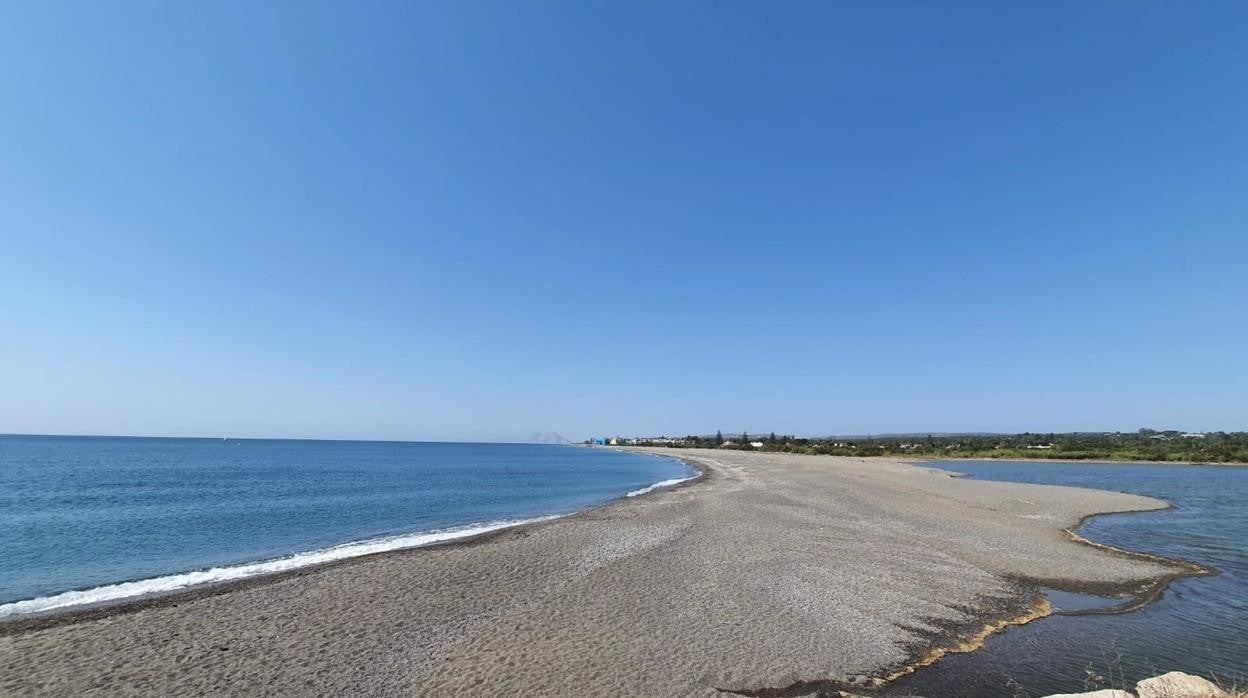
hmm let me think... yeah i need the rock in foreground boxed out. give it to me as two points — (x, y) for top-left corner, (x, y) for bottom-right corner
(1137, 671), (1232, 698)
(1043, 671), (1233, 698)
(1044, 690), (1134, 698)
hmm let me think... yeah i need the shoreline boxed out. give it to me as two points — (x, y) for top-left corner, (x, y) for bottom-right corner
(1049, 508), (1215, 615)
(703, 465), (1212, 697)
(915, 458), (1216, 606)
(0, 450), (1197, 695)
(914, 458), (1215, 579)
(0, 456), (708, 634)
(674, 452), (1208, 695)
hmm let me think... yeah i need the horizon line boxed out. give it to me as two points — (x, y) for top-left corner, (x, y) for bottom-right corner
(2, 427), (1238, 444)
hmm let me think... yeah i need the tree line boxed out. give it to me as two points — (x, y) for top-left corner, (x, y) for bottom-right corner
(629, 429), (1248, 463)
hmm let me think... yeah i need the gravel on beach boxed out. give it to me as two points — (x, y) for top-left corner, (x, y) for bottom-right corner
(0, 450), (1184, 696)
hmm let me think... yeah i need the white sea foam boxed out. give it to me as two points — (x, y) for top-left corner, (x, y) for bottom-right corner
(0, 515), (560, 619)
(625, 473), (700, 498)
(1, 469), (702, 620)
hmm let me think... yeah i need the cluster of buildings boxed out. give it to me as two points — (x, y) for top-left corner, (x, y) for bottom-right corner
(719, 440), (766, 449)
(589, 436), (686, 446)
(1147, 432), (1208, 441)
(589, 436), (774, 449)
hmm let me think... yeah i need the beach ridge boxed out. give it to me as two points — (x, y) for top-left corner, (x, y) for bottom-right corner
(0, 450), (1195, 696)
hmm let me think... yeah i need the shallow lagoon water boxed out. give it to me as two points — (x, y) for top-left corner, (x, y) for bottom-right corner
(885, 460), (1248, 697)
(1040, 587), (1124, 613)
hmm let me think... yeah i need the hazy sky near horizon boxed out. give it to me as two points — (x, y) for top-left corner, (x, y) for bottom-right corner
(3, 2), (1247, 441)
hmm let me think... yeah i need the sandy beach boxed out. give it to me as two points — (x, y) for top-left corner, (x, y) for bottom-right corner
(0, 450), (1194, 696)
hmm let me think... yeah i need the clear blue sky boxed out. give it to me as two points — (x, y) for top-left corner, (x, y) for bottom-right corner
(3, 2), (1246, 441)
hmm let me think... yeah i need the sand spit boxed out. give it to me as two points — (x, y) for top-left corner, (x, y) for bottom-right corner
(0, 450), (1191, 696)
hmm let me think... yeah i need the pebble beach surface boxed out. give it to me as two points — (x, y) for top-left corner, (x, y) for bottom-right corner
(0, 450), (1189, 696)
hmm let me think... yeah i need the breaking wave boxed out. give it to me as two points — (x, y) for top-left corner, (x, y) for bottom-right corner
(625, 473), (700, 498)
(1, 464), (701, 620)
(0, 515), (560, 619)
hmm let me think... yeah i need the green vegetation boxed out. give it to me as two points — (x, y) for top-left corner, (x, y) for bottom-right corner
(627, 429), (1248, 463)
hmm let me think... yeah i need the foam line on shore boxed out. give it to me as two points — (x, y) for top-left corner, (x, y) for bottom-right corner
(625, 473), (700, 497)
(0, 466), (705, 621)
(0, 516), (561, 619)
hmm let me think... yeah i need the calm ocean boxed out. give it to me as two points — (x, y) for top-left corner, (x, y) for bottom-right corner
(0, 436), (695, 617)
(884, 460), (1248, 696)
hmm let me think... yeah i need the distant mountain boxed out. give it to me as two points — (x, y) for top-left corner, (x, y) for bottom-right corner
(529, 432), (573, 445)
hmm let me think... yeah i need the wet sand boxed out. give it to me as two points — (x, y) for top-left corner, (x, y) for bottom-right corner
(0, 450), (1191, 696)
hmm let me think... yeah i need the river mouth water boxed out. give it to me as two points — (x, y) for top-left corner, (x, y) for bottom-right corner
(880, 460), (1248, 697)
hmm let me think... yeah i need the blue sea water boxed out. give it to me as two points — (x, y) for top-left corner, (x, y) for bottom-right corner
(0, 435), (695, 617)
(884, 460), (1248, 697)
